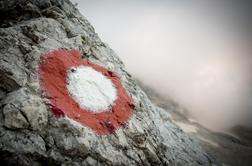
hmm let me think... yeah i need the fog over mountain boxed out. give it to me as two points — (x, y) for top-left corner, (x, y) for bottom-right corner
(73, 0), (252, 131)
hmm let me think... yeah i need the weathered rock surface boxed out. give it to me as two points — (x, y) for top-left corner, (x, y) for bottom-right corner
(0, 0), (217, 165)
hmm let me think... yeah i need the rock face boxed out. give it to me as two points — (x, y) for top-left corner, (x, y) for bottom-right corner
(0, 0), (217, 165)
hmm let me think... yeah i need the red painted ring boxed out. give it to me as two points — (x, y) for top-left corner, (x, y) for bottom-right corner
(39, 49), (134, 135)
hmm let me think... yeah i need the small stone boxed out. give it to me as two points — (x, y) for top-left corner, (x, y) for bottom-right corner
(18, 41), (32, 54)
(1, 88), (48, 130)
(21, 101), (48, 130)
(3, 104), (29, 129)
(82, 156), (102, 166)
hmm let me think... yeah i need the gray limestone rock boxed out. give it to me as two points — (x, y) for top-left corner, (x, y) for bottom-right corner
(0, 0), (218, 165)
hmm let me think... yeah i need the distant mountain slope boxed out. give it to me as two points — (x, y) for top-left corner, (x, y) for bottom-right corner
(138, 81), (252, 166)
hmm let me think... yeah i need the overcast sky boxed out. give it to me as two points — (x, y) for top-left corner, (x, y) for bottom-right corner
(72, 0), (252, 131)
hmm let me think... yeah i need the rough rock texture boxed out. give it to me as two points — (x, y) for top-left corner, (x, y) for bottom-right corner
(0, 0), (217, 165)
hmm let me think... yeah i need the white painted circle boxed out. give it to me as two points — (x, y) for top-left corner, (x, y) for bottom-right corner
(66, 66), (117, 113)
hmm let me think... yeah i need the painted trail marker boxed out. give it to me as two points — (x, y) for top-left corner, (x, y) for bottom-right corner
(67, 66), (117, 112)
(39, 49), (134, 134)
